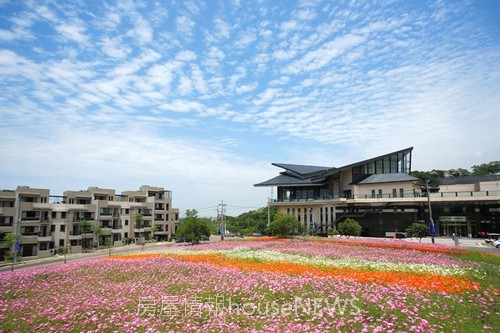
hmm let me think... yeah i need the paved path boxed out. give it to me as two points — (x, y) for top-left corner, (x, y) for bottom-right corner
(0, 242), (174, 273)
(401, 236), (498, 251)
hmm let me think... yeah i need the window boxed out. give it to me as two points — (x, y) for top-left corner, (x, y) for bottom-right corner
(392, 189), (397, 198)
(61, 212), (66, 219)
(371, 190), (376, 198)
(51, 225), (55, 232)
(60, 225), (65, 232)
(125, 220), (129, 226)
(378, 190), (382, 198)
(52, 212), (56, 218)
(59, 239), (64, 246)
(400, 188), (404, 198)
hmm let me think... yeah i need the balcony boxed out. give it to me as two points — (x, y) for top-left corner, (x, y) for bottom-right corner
(38, 235), (53, 242)
(101, 228), (112, 235)
(134, 227), (151, 233)
(69, 235), (82, 240)
(20, 235), (38, 244)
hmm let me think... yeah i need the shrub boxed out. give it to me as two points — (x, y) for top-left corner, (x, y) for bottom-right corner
(175, 217), (211, 245)
(337, 218), (362, 237)
(268, 213), (299, 237)
(406, 223), (428, 242)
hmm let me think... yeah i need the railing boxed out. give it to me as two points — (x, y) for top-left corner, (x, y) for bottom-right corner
(438, 190), (500, 198)
(274, 190), (500, 203)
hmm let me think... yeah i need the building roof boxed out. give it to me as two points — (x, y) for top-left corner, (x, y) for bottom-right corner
(351, 173), (418, 185)
(254, 174), (326, 187)
(272, 163), (330, 176)
(319, 147), (413, 178)
(255, 147), (413, 187)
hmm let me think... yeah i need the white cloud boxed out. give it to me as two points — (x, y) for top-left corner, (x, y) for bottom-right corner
(127, 13), (153, 45)
(55, 22), (89, 45)
(177, 74), (193, 95)
(176, 16), (195, 40)
(0, 27), (33, 41)
(176, 50), (197, 62)
(214, 18), (231, 39)
(100, 36), (132, 59)
(285, 33), (365, 74)
(235, 82), (258, 94)
(0, 0), (499, 214)
(159, 99), (204, 113)
(190, 64), (208, 93)
(234, 29), (257, 48)
(253, 88), (280, 105)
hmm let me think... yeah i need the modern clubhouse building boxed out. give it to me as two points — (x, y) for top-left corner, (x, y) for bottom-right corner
(0, 185), (179, 261)
(255, 147), (500, 238)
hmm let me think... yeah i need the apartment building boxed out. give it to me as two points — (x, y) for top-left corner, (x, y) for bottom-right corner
(0, 185), (179, 261)
(255, 147), (500, 237)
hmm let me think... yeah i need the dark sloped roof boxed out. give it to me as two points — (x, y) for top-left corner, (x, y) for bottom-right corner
(319, 147), (413, 178)
(272, 163), (330, 175)
(254, 174), (326, 187)
(351, 173), (418, 185)
(255, 147), (413, 187)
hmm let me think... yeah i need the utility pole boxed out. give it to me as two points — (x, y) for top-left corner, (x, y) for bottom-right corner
(426, 180), (435, 244)
(219, 200), (226, 241)
(267, 188), (273, 236)
(267, 197), (271, 236)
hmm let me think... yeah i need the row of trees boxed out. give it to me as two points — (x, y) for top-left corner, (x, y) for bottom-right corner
(411, 161), (500, 184)
(174, 208), (435, 244)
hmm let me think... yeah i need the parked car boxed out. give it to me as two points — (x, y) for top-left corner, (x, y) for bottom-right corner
(493, 239), (500, 248)
(485, 234), (500, 243)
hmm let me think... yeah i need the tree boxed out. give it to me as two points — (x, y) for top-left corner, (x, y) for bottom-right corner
(80, 220), (93, 250)
(1, 232), (18, 272)
(104, 237), (113, 256)
(226, 207), (275, 236)
(185, 209), (198, 219)
(471, 161), (500, 175)
(337, 218), (362, 238)
(268, 213), (299, 237)
(175, 214), (211, 245)
(406, 223), (428, 242)
(91, 221), (103, 248)
(151, 224), (158, 240)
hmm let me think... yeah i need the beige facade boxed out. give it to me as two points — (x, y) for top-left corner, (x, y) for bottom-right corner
(0, 185), (179, 261)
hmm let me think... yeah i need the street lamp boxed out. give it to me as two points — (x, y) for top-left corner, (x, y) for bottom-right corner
(426, 180), (435, 244)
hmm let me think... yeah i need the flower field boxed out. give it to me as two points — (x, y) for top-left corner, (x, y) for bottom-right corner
(0, 238), (499, 332)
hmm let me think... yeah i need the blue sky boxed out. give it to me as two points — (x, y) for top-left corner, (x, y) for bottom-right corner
(1, 0), (499, 217)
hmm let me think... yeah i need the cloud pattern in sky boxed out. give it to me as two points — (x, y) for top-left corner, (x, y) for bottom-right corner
(0, 0), (499, 215)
